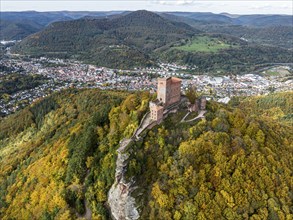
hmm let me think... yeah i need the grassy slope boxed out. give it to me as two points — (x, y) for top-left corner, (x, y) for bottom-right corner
(174, 36), (233, 52)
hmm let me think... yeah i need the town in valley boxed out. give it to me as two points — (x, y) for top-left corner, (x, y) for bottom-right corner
(1, 50), (292, 116)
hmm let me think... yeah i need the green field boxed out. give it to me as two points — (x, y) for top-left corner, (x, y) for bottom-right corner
(175, 36), (233, 52)
(266, 71), (280, 76)
(265, 68), (291, 76)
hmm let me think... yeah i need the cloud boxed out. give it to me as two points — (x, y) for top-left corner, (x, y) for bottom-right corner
(248, 1), (292, 12)
(151, 0), (195, 6)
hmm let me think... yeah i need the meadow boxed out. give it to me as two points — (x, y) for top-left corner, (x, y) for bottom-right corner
(175, 36), (233, 52)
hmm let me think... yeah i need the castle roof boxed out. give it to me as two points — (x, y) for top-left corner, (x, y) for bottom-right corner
(171, 77), (182, 83)
(157, 77), (182, 83)
(150, 101), (164, 110)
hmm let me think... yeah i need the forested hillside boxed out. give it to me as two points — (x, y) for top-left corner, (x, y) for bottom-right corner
(2, 11), (292, 41)
(0, 11), (122, 40)
(167, 12), (293, 27)
(0, 89), (151, 219)
(160, 34), (293, 72)
(12, 10), (196, 69)
(126, 92), (293, 219)
(12, 10), (292, 72)
(195, 25), (293, 49)
(0, 73), (48, 96)
(232, 92), (293, 124)
(0, 19), (43, 41)
(0, 89), (292, 219)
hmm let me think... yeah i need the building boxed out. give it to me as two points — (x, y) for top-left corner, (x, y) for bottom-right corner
(150, 77), (182, 121)
(188, 99), (199, 112)
(200, 97), (207, 110)
(149, 101), (164, 122)
(157, 77), (182, 106)
(188, 97), (207, 113)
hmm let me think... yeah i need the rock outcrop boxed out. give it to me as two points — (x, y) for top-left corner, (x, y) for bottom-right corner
(107, 138), (139, 220)
(107, 101), (183, 219)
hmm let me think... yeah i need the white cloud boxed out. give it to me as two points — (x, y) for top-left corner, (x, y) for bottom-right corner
(149, 0), (292, 14)
(1, 0), (292, 14)
(152, 0), (195, 6)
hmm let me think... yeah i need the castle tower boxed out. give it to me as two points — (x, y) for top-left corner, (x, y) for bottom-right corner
(149, 101), (164, 121)
(157, 77), (182, 106)
(149, 77), (182, 122)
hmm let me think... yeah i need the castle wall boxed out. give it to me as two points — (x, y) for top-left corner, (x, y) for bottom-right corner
(200, 97), (207, 110)
(188, 99), (199, 112)
(168, 79), (181, 106)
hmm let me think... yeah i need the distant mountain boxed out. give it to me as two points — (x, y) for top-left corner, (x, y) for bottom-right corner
(160, 13), (213, 27)
(0, 11), (124, 25)
(163, 12), (293, 49)
(0, 11), (124, 40)
(235, 14), (293, 27)
(0, 19), (43, 40)
(1, 10), (292, 41)
(167, 12), (233, 24)
(13, 10), (198, 68)
(11, 10), (293, 71)
(220, 13), (241, 18)
(1, 11), (72, 26)
(0, 11), (72, 40)
(167, 12), (293, 27)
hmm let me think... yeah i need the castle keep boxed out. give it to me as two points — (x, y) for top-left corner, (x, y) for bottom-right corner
(157, 77), (182, 106)
(150, 77), (182, 121)
(149, 77), (207, 123)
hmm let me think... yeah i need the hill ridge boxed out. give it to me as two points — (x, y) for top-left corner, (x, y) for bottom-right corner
(12, 10), (197, 68)
(0, 89), (292, 219)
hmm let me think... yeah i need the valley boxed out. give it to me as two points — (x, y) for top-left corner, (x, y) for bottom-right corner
(1, 10), (290, 72)
(1, 55), (292, 117)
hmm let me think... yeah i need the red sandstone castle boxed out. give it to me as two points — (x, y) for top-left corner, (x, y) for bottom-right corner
(150, 77), (182, 121)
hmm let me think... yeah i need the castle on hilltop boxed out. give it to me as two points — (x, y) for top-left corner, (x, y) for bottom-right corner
(149, 77), (182, 122)
(150, 77), (206, 123)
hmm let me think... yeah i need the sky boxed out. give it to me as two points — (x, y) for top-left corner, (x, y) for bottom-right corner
(0, 0), (292, 15)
